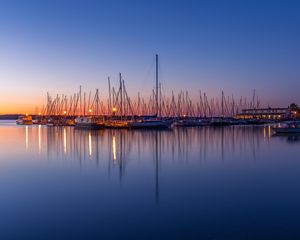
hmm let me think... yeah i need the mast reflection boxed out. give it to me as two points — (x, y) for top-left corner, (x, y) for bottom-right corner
(25, 126), (29, 150)
(43, 126), (268, 202)
(112, 135), (116, 161)
(44, 127), (266, 163)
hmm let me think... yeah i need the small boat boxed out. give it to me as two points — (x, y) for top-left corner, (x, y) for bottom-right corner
(32, 118), (48, 125)
(244, 119), (274, 125)
(174, 118), (210, 127)
(46, 118), (61, 126)
(75, 116), (105, 129)
(104, 120), (130, 129)
(210, 117), (232, 126)
(272, 122), (300, 134)
(64, 119), (75, 126)
(128, 119), (173, 129)
(33, 119), (42, 124)
(16, 115), (33, 125)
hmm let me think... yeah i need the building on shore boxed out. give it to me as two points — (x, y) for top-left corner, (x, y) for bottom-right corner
(236, 107), (292, 120)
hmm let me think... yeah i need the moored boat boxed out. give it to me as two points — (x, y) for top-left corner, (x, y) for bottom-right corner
(273, 128), (300, 134)
(104, 120), (130, 129)
(16, 115), (33, 125)
(174, 118), (210, 127)
(128, 119), (173, 129)
(210, 117), (232, 126)
(75, 116), (105, 129)
(272, 122), (300, 134)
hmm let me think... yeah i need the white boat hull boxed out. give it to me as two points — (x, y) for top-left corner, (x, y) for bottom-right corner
(272, 127), (300, 134)
(75, 117), (104, 129)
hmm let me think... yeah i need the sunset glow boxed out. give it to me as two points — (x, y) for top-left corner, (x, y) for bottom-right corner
(0, 1), (299, 114)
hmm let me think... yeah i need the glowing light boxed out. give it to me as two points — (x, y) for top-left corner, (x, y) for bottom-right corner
(63, 110), (67, 115)
(88, 132), (92, 158)
(112, 107), (117, 112)
(38, 112), (42, 116)
(268, 125), (271, 139)
(88, 109), (92, 113)
(112, 135), (116, 160)
(25, 113), (29, 117)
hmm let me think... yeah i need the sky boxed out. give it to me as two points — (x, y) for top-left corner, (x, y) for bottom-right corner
(0, 0), (299, 114)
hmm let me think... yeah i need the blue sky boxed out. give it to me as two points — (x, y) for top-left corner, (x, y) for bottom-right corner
(0, 0), (299, 113)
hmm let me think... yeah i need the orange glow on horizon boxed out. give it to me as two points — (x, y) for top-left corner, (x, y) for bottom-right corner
(0, 93), (45, 114)
(0, 103), (42, 115)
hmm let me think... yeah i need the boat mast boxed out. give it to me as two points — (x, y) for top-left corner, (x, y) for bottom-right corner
(156, 54), (159, 117)
(108, 77), (112, 115)
(79, 85), (82, 116)
(221, 90), (224, 117)
(120, 73), (123, 117)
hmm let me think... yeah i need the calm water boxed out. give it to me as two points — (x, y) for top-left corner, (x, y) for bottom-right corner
(0, 120), (300, 239)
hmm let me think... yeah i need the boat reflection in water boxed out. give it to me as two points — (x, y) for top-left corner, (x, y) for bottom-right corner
(45, 127), (265, 159)
(21, 125), (300, 181)
(270, 122), (300, 142)
(43, 127), (266, 161)
(25, 125), (271, 203)
(2, 122), (300, 239)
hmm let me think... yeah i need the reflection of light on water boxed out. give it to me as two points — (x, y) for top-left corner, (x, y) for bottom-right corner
(63, 128), (67, 154)
(268, 125), (271, 139)
(38, 125), (41, 153)
(25, 126), (28, 150)
(88, 132), (92, 158)
(55, 129), (59, 144)
(112, 135), (116, 160)
(263, 127), (266, 140)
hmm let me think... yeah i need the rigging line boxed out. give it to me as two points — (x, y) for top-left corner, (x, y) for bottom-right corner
(158, 55), (164, 86)
(141, 55), (156, 88)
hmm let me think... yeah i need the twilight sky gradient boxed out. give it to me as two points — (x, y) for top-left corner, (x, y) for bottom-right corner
(0, 0), (300, 113)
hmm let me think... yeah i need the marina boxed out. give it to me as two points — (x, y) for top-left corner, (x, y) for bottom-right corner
(14, 55), (298, 129)
(1, 1), (300, 239)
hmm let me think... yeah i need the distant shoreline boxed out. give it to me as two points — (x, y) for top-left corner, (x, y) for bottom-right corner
(0, 114), (20, 120)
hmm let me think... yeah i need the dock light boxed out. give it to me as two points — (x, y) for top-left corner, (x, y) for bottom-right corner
(88, 109), (92, 113)
(25, 113), (28, 116)
(112, 107), (117, 112)
(38, 112), (41, 116)
(63, 110), (67, 115)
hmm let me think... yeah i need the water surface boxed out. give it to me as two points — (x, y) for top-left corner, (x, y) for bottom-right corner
(0, 121), (300, 239)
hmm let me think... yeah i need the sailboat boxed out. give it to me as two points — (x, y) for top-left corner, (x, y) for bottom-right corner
(75, 116), (105, 129)
(128, 116), (173, 129)
(129, 55), (173, 129)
